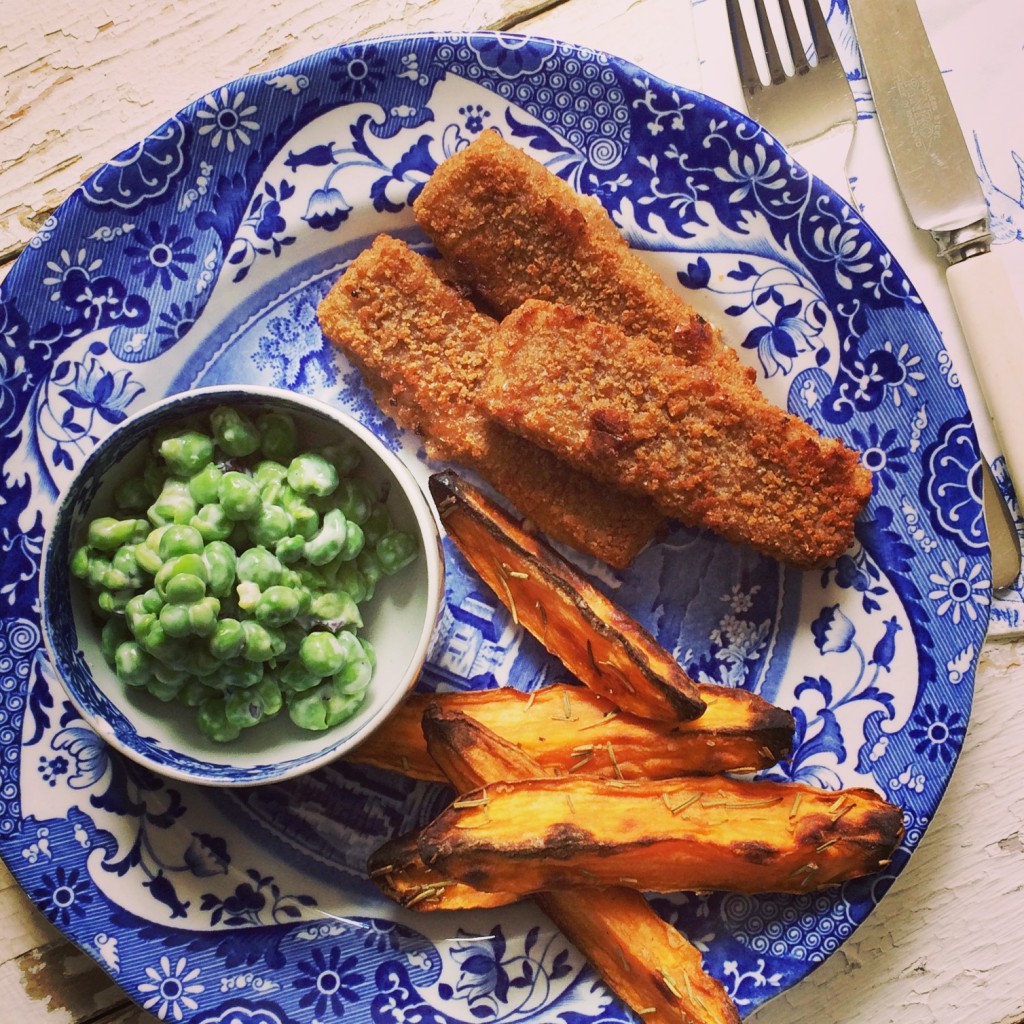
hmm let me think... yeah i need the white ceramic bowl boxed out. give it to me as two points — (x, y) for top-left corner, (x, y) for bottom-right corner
(39, 385), (444, 787)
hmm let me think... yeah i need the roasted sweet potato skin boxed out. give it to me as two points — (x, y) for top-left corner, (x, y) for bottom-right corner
(346, 683), (793, 781)
(430, 470), (705, 722)
(368, 831), (520, 911)
(420, 707), (740, 1024)
(417, 775), (904, 898)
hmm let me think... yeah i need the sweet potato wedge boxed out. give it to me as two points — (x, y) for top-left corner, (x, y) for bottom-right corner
(368, 831), (519, 911)
(429, 470), (705, 722)
(417, 774), (904, 898)
(346, 683), (793, 781)
(421, 707), (740, 1024)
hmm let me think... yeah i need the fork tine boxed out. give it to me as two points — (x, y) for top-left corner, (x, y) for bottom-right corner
(725, 0), (762, 96)
(778, 0), (811, 75)
(753, 0), (788, 86)
(803, 0), (837, 61)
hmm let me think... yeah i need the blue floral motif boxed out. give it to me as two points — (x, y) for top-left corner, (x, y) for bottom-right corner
(850, 424), (910, 488)
(293, 947), (363, 1017)
(920, 416), (987, 553)
(329, 45), (387, 99)
(908, 702), (967, 764)
(59, 353), (144, 426)
(124, 221), (197, 289)
(80, 117), (188, 210)
(57, 266), (150, 335)
(468, 34), (557, 78)
(811, 605), (855, 654)
(927, 556), (990, 625)
(200, 868), (317, 927)
(32, 863), (93, 926)
(196, 88), (260, 152)
(138, 954), (205, 1021)
(303, 187), (352, 231)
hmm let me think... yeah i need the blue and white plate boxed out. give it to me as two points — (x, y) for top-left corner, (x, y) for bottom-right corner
(0, 32), (988, 1022)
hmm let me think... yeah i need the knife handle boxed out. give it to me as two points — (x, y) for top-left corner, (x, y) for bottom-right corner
(947, 248), (1024, 498)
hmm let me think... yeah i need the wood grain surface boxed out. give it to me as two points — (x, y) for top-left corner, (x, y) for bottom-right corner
(1, 2), (1023, 1023)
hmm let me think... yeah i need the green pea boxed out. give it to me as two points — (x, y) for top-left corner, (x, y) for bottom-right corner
(236, 546), (283, 588)
(279, 485), (320, 538)
(215, 659), (265, 691)
(333, 478), (374, 525)
(275, 534), (306, 564)
(254, 585), (301, 627)
(114, 641), (155, 688)
(209, 618), (246, 660)
(85, 555), (112, 590)
(159, 603), (193, 638)
(310, 590), (362, 629)
(188, 463), (223, 505)
(101, 618), (132, 666)
(362, 503), (392, 546)
(236, 579), (262, 612)
(319, 441), (361, 479)
(224, 676), (282, 730)
(304, 508), (348, 566)
(111, 545), (143, 586)
(114, 475), (153, 512)
(155, 553), (209, 597)
(134, 528), (167, 574)
(249, 503), (293, 546)
(241, 620), (286, 662)
(159, 523), (205, 559)
(211, 406), (261, 457)
(148, 480), (197, 526)
(219, 471), (261, 520)
(203, 540), (237, 598)
(299, 631), (347, 677)
(279, 657), (323, 693)
(287, 677), (362, 731)
(126, 588), (163, 634)
(70, 546), (91, 580)
(87, 516), (139, 552)
(188, 595), (221, 636)
(179, 679), (216, 707)
(97, 589), (133, 615)
(253, 459), (288, 489)
(191, 503), (234, 543)
(159, 430), (214, 476)
(377, 531), (418, 574)
(196, 699), (242, 742)
(334, 639), (373, 694)
(333, 562), (370, 603)
(287, 453), (338, 497)
(257, 412), (297, 462)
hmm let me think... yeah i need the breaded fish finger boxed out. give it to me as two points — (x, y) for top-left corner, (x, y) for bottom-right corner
(316, 234), (664, 567)
(414, 129), (755, 385)
(482, 300), (872, 569)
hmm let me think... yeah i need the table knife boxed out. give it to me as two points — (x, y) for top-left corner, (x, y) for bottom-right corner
(849, 0), (1023, 588)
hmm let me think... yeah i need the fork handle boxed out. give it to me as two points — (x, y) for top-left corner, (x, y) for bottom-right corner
(947, 248), (1024, 499)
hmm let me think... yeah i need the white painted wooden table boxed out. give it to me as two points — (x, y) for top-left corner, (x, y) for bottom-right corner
(2, 1), (1023, 1022)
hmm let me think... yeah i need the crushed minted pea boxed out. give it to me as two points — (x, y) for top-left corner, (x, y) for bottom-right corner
(73, 406), (418, 741)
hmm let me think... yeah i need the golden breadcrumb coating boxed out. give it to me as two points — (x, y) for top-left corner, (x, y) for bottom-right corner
(482, 300), (873, 569)
(414, 129), (756, 386)
(316, 234), (664, 567)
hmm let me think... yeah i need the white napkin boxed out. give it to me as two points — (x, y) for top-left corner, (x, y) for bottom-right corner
(690, 0), (1024, 636)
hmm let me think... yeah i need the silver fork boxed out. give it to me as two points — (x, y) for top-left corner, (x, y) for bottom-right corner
(724, 0), (1021, 587)
(725, 0), (855, 197)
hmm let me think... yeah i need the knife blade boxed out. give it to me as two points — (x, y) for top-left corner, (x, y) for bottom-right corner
(849, 0), (1023, 588)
